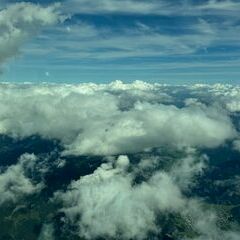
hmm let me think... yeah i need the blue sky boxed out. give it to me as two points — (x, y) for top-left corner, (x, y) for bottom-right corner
(1, 0), (240, 84)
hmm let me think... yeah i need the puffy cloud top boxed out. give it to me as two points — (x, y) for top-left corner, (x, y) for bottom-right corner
(0, 81), (237, 156)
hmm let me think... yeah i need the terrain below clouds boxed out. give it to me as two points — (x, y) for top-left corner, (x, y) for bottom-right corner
(0, 81), (239, 240)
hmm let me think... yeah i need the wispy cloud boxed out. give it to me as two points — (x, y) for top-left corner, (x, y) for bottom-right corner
(22, 19), (217, 61)
(1, 0), (240, 83)
(64, 0), (173, 15)
(0, 82), (237, 155)
(64, 0), (240, 17)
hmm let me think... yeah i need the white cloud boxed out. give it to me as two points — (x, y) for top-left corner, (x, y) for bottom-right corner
(1, 1), (238, 75)
(28, 19), (216, 61)
(64, 0), (240, 17)
(38, 223), (55, 240)
(54, 152), (240, 239)
(0, 81), (238, 239)
(64, 101), (235, 155)
(0, 153), (43, 206)
(170, 149), (207, 191)
(54, 155), (186, 239)
(0, 82), (236, 156)
(0, 2), (65, 65)
(197, 0), (240, 11)
(193, 83), (240, 113)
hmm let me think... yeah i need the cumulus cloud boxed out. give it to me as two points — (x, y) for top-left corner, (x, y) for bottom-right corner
(0, 153), (43, 206)
(0, 81), (236, 156)
(54, 152), (239, 239)
(65, 0), (240, 16)
(54, 155), (185, 239)
(0, 2), (65, 65)
(0, 81), (239, 239)
(38, 19), (216, 61)
(64, 101), (235, 155)
(190, 83), (240, 113)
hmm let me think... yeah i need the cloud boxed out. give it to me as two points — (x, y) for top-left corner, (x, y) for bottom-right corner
(0, 81), (236, 156)
(64, 101), (235, 155)
(64, 0), (173, 15)
(54, 152), (239, 239)
(64, 0), (240, 17)
(197, 0), (240, 11)
(0, 81), (239, 239)
(28, 19), (216, 61)
(233, 140), (240, 152)
(191, 83), (240, 113)
(0, 2), (65, 66)
(0, 153), (43, 206)
(20, 10), (239, 72)
(54, 155), (185, 239)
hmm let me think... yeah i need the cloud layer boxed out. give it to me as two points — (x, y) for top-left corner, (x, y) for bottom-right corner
(0, 81), (237, 156)
(0, 81), (239, 239)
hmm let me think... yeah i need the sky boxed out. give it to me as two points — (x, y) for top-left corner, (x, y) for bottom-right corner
(0, 0), (240, 84)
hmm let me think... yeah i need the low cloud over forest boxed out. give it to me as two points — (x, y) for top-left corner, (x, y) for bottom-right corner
(0, 81), (239, 239)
